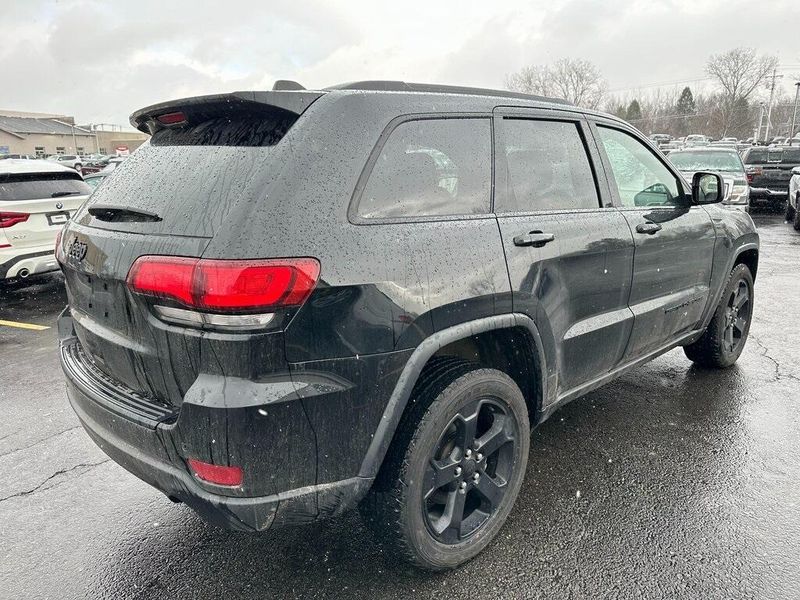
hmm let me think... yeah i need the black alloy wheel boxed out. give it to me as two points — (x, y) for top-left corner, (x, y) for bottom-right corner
(423, 398), (517, 544)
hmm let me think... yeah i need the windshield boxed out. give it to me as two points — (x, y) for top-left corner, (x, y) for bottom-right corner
(669, 151), (743, 172)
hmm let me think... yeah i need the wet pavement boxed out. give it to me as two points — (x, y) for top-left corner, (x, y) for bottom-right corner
(1, 212), (799, 599)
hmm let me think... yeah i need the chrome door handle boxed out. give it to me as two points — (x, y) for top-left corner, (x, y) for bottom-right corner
(513, 231), (555, 247)
(636, 222), (662, 235)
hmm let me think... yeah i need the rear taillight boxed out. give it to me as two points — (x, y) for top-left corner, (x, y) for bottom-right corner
(187, 459), (243, 487)
(0, 212), (29, 229)
(127, 256), (320, 315)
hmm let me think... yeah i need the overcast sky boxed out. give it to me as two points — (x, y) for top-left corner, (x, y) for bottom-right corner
(2, 0), (799, 127)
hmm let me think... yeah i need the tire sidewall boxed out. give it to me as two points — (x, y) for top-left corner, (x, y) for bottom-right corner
(713, 264), (754, 366)
(400, 370), (530, 569)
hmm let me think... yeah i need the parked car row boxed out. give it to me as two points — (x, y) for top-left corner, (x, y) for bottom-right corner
(0, 153), (130, 174)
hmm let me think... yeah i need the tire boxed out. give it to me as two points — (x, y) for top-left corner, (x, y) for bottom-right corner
(361, 364), (530, 571)
(785, 199), (796, 223)
(684, 263), (754, 368)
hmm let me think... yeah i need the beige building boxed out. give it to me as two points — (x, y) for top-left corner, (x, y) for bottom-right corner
(0, 109), (148, 157)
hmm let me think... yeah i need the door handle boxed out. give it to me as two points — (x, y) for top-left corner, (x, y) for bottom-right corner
(636, 222), (662, 235)
(513, 231), (555, 247)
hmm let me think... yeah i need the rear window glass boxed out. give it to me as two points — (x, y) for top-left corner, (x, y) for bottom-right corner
(0, 172), (91, 201)
(77, 112), (296, 236)
(743, 149), (767, 164)
(152, 112), (296, 146)
(498, 119), (599, 212)
(784, 148), (800, 162)
(358, 118), (491, 219)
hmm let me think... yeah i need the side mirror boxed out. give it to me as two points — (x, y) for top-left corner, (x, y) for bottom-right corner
(692, 172), (724, 205)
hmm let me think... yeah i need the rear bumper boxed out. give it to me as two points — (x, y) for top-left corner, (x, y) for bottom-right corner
(749, 187), (787, 201)
(0, 248), (58, 279)
(58, 309), (372, 531)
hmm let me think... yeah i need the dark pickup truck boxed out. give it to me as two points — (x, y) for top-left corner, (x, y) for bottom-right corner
(742, 146), (800, 207)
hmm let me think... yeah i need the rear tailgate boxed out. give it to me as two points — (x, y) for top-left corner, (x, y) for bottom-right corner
(745, 147), (800, 191)
(60, 91), (322, 408)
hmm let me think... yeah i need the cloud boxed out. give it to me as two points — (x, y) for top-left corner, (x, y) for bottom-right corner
(0, 0), (798, 125)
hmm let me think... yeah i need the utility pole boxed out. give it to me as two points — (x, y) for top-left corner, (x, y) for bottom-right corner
(792, 82), (800, 140)
(764, 68), (783, 141)
(754, 102), (765, 142)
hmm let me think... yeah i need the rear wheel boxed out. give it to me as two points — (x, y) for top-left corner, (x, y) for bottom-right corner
(684, 263), (753, 368)
(362, 365), (530, 570)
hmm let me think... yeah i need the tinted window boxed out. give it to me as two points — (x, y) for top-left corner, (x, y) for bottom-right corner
(77, 112), (298, 236)
(743, 148), (767, 164)
(499, 119), (598, 212)
(358, 118), (491, 219)
(783, 148), (800, 162)
(0, 172), (91, 201)
(598, 126), (683, 207)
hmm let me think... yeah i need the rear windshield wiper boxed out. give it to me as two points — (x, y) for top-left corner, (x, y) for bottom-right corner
(88, 204), (162, 223)
(51, 191), (82, 197)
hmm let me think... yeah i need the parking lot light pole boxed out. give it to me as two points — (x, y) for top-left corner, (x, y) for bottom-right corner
(792, 82), (800, 139)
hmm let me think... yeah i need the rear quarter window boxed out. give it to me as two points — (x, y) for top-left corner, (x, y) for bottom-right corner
(357, 118), (491, 220)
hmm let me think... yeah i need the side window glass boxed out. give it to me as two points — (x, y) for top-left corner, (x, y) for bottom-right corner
(598, 126), (684, 207)
(358, 118), (491, 219)
(499, 119), (599, 212)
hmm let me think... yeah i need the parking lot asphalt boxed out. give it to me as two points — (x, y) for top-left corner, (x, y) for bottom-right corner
(1, 211), (799, 600)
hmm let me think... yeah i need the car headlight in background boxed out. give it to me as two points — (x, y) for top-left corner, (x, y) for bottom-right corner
(726, 184), (749, 204)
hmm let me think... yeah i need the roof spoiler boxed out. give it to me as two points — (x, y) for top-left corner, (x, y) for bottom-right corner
(130, 90), (324, 134)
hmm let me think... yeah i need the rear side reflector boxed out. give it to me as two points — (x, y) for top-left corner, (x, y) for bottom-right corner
(187, 459), (243, 487)
(127, 256), (320, 312)
(0, 212), (30, 229)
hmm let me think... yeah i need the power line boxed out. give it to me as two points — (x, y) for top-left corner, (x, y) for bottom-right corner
(608, 65), (800, 95)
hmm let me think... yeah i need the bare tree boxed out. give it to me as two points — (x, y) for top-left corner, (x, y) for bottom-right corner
(706, 47), (778, 135)
(506, 58), (606, 109)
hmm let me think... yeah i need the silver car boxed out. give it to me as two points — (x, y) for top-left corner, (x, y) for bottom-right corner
(668, 147), (750, 211)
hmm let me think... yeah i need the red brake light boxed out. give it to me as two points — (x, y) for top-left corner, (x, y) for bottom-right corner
(127, 256), (320, 312)
(157, 111), (187, 125)
(187, 459), (243, 487)
(0, 212), (29, 229)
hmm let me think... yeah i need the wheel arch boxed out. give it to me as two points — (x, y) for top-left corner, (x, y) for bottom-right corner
(358, 314), (547, 480)
(733, 246), (759, 281)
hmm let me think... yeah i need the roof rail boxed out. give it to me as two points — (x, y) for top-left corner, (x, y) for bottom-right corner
(325, 80), (572, 105)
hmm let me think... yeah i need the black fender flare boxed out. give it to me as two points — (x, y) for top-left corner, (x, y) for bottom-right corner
(357, 313), (547, 479)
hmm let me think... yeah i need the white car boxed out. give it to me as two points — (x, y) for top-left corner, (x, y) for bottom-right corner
(45, 154), (83, 171)
(0, 159), (91, 280)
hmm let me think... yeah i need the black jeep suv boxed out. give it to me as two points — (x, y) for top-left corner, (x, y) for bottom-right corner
(57, 81), (759, 570)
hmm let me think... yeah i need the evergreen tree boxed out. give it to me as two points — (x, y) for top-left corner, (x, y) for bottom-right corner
(676, 87), (696, 115)
(626, 99), (642, 122)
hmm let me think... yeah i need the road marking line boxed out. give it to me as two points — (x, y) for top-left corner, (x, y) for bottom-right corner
(0, 319), (50, 331)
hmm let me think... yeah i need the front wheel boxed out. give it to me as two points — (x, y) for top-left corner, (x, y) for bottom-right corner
(361, 366), (530, 570)
(684, 263), (754, 368)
